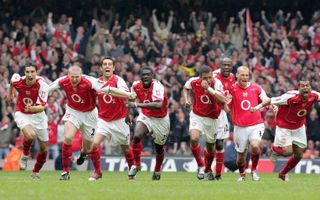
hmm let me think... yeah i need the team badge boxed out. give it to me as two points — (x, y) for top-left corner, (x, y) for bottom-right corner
(242, 92), (248, 97)
(26, 91), (30, 95)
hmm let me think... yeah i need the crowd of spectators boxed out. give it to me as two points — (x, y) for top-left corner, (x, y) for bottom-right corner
(1, 0), (320, 160)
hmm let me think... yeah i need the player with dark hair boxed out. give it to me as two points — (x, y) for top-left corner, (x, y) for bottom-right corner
(7, 62), (49, 179)
(251, 80), (320, 181)
(126, 67), (170, 181)
(183, 65), (227, 180)
(212, 57), (235, 180)
(87, 57), (136, 181)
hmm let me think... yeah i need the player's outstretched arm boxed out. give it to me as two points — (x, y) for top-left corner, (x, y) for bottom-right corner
(250, 98), (271, 112)
(7, 84), (15, 103)
(183, 87), (192, 109)
(7, 73), (20, 103)
(126, 101), (163, 110)
(99, 86), (136, 100)
(24, 104), (46, 113)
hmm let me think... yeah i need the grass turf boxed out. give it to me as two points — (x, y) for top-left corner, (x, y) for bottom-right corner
(0, 171), (319, 200)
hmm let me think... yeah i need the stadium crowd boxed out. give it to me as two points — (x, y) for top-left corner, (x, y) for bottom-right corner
(0, 0), (320, 162)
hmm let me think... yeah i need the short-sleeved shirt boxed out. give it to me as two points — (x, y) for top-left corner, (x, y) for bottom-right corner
(12, 74), (49, 114)
(131, 79), (168, 118)
(271, 90), (320, 130)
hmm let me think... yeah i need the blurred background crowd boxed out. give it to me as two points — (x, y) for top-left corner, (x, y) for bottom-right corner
(1, 0), (320, 162)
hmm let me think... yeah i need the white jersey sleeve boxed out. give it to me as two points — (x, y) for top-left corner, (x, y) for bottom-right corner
(36, 78), (49, 105)
(11, 73), (21, 83)
(116, 76), (129, 92)
(84, 75), (99, 90)
(131, 81), (139, 92)
(48, 76), (65, 91)
(184, 77), (198, 90)
(259, 87), (269, 102)
(214, 78), (224, 94)
(311, 90), (320, 101)
(152, 80), (164, 102)
(212, 69), (220, 78)
(271, 91), (297, 105)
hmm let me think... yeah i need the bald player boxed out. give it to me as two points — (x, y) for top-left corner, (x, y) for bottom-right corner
(49, 65), (100, 180)
(227, 66), (270, 181)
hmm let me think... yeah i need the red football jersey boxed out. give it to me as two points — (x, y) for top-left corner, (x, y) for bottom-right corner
(271, 90), (320, 130)
(132, 79), (168, 118)
(12, 74), (49, 114)
(49, 75), (97, 112)
(93, 75), (128, 122)
(213, 69), (235, 96)
(184, 77), (223, 119)
(229, 82), (269, 126)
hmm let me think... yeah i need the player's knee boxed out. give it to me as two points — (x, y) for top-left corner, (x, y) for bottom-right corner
(190, 139), (199, 147)
(40, 147), (48, 154)
(282, 147), (293, 156)
(236, 157), (245, 166)
(189, 135), (199, 145)
(92, 143), (99, 152)
(133, 136), (141, 144)
(251, 146), (260, 155)
(155, 144), (164, 154)
(236, 153), (246, 164)
(25, 132), (36, 141)
(64, 136), (73, 144)
(216, 140), (224, 151)
(294, 152), (303, 160)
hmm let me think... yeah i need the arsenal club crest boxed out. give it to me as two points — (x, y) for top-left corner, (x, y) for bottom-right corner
(242, 92), (248, 97)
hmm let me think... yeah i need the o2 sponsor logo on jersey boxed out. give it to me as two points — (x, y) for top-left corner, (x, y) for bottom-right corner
(23, 97), (33, 106)
(200, 95), (211, 104)
(103, 94), (115, 104)
(297, 109), (307, 117)
(71, 94), (84, 103)
(240, 100), (251, 110)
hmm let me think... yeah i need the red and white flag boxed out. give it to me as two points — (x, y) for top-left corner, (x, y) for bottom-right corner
(246, 8), (254, 49)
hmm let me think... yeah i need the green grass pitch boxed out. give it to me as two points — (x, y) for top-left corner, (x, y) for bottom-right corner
(1, 171), (319, 200)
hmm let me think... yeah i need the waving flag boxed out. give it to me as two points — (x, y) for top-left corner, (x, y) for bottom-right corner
(246, 8), (254, 49)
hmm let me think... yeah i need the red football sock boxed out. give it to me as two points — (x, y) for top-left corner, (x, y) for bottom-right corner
(32, 151), (47, 173)
(132, 141), (142, 167)
(62, 143), (73, 173)
(215, 152), (224, 176)
(154, 152), (164, 172)
(272, 144), (284, 156)
(23, 138), (33, 156)
(124, 148), (134, 170)
(280, 156), (300, 175)
(237, 161), (246, 174)
(89, 146), (102, 175)
(204, 149), (215, 173)
(251, 153), (260, 171)
(190, 144), (204, 167)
